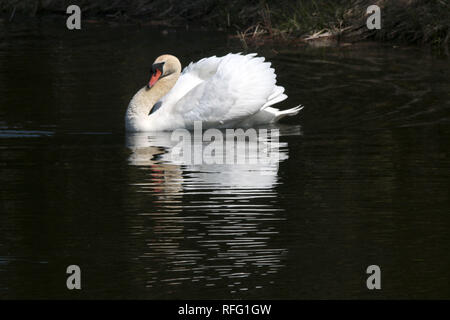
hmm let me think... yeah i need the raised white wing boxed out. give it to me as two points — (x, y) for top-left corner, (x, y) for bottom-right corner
(160, 55), (222, 109)
(170, 53), (286, 128)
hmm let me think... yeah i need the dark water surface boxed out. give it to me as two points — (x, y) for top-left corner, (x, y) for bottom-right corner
(0, 20), (449, 299)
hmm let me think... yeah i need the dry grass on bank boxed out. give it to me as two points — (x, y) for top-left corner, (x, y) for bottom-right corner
(1, 0), (448, 49)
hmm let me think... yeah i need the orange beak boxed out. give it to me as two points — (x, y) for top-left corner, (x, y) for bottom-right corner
(149, 69), (162, 88)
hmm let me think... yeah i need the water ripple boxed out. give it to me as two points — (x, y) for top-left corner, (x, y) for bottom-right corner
(124, 130), (293, 294)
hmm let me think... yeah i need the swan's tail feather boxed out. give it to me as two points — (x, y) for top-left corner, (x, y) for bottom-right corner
(263, 93), (287, 109)
(274, 105), (304, 122)
(262, 86), (287, 109)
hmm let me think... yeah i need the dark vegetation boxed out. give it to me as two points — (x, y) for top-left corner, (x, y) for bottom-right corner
(1, 0), (449, 49)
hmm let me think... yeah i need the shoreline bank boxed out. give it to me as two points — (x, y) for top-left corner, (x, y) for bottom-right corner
(1, 1), (448, 51)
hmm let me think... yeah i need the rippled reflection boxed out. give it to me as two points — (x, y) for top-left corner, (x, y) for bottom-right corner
(125, 128), (297, 296)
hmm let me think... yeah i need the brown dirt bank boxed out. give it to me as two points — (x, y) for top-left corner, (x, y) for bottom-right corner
(1, 0), (448, 50)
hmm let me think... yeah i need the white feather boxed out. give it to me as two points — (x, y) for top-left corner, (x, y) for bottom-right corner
(128, 53), (301, 131)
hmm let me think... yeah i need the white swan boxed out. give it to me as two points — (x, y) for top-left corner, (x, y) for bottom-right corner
(125, 53), (302, 132)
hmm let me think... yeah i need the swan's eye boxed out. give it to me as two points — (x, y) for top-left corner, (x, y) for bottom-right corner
(151, 62), (165, 74)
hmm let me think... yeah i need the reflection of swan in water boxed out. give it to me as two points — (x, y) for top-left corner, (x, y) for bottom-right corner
(124, 126), (300, 297)
(126, 127), (293, 189)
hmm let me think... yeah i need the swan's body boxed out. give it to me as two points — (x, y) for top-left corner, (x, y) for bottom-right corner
(126, 53), (302, 132)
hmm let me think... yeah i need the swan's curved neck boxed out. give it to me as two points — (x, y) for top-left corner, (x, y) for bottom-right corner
(127, 73), (179, 117)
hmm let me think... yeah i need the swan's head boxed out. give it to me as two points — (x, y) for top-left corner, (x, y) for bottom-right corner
(147, 54), (182, 89)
